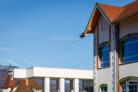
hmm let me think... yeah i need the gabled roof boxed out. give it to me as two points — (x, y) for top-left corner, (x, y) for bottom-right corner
(98, 4), (124, 22)
(10, 79), (42, 92)
(99, 1), (138, 22)
(2, 75), (16, 88)
(80, 0), (138, 38)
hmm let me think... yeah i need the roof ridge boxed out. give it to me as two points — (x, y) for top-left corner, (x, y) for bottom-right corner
(98, 3), (122, 8)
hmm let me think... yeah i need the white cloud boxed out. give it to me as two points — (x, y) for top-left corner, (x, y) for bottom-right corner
(21, 57), (34, 65)
(52, 36), (73, 41)
(6, 60), (23, 68)
(0, 48), (10, 51)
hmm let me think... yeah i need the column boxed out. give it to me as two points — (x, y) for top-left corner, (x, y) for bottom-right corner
(43, 77), (50, 92)
(73, 79), (79, 92)
(59, 78), (65, 92)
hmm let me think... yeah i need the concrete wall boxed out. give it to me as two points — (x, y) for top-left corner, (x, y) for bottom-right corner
(13, 69), (26, 78)
(34, 67), (93, 79)
(26, 68), (34, 78)
(14, 67), (93, 80)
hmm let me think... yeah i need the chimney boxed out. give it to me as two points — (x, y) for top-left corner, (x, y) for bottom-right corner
(25, 79), (29, 86)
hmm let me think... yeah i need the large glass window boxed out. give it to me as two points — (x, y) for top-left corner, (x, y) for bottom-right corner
(121, 37), (138, 64)
(121, 80), (138, 92)
(99, 45), (110, 68)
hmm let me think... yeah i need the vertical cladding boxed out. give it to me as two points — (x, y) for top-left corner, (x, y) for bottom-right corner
(111, 24), (116, 92)
(111, 23), (119, 92)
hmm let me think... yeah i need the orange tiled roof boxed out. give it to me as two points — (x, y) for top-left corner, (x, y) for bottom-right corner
(10, 79), (42, 92)
(80, 0), (138, 38)
(2, 74), (16, 88)
(99, 1), (138, 22)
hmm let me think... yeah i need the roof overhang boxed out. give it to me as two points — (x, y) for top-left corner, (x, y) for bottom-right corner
(80, 3), (112, 38)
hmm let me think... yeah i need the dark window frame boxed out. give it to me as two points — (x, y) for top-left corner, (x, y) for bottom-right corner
(119, 34), (138, 65)
(97, 42), (110, 69)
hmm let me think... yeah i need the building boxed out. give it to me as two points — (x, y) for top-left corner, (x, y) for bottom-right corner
(2, 65), (43, 92)
(10, 79), (42, 92)
(2, 65), (16, 92)
(13, 67), (93, 92)
(80, 0), (138, 92)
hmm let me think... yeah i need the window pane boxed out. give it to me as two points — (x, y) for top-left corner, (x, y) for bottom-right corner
(121, 82), (138, 92)
(100, 45), (109, 68)
(121, 37), (138, 64)
(101, 86), (107, 92)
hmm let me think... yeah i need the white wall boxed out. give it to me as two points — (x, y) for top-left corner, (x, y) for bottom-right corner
(119, 13), (138, 39)
(14, 67), (93, 80)
(94, 13), (117, 92)
(120, 63), (138, 80)
(33, 88), (42, 92)
(33, 67), (93, 79)
(93, 14), (114, 92)
(26, 68), (34, 78)
(13, 69), (26, 78)
(98, 15), (109, 44)
(2, 88), (11, 92)
(119, 13), (138, 80)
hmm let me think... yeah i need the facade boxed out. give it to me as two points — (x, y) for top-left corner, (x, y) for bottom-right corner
(80, 0), (138, 92)
(13, 67), (93, 92)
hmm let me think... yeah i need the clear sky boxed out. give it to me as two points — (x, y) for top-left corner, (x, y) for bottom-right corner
(0, 0), (135, 69)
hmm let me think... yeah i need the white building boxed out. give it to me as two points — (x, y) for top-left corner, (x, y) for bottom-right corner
(2, 65), (43, 92)
(80, 0), (138, 92)
(13, 67), (93, 92)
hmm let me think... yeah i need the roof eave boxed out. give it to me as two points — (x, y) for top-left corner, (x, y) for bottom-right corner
(96, 3), (112, 24)
(81, 3), (112, 38)
(83, 4), (97, 37)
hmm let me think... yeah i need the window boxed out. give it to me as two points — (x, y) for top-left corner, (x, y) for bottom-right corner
(99, 45), (110, 68)
(121, 80), (138, 92)
(101, 87), (107, 92)
(100, 85), (108, 92)
(120, 37), (138, 64)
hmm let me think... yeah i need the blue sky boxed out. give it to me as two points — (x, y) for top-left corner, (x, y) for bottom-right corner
(0, 0), (135, 69)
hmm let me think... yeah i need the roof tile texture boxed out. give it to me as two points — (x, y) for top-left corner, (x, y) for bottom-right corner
(99, 1), (138, 22)
(2, 74), (16, 88)
(11, 79), (42, 92)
